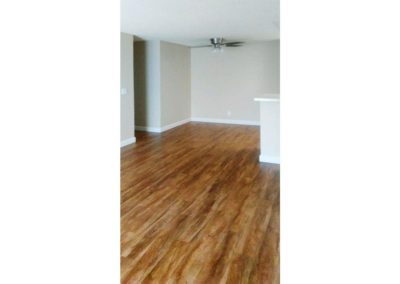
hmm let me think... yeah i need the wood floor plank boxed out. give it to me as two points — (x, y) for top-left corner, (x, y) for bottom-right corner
(121, 122), (280, 283)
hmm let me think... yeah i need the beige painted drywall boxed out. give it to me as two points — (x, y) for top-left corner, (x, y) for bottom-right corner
(134, 40), (191, 129)
(134, 40), (161, 128)
(160, 41), (191, 127)
(191, 41), (280, 122)
(120, 33), (135, 141)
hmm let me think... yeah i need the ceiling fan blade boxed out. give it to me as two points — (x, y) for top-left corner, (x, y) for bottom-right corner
(224, 41), (244, 45)
(191, 45), (212, 48)
(225, 43), (243, 47)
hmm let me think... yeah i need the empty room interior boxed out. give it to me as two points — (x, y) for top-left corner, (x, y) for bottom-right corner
(121, 0), (280, 283)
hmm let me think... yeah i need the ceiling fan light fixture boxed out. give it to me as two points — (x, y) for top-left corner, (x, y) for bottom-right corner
(212, 46), (223, 53)
(211, 37), (224, 52)
(211, 37), (223, 48)
(191, 38), (244, 50)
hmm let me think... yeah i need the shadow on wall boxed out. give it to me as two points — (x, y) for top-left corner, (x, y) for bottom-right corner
(134, 42), (148, 127)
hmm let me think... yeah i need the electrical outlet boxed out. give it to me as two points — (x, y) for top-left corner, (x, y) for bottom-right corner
(121, 88), (127, 96)
(227, 111), (232, 117)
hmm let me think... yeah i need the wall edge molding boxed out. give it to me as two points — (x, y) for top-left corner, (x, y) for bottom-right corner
(135, 118), (191, 133)
(161, 118), (191, 132)
(259, 155), (280, 164)
(135, 126), (161, 133)
(120, 137), (136, 147)
(191, 117), (260, 126)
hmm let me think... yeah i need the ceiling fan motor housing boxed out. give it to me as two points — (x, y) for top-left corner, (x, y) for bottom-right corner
(211, 37), (224, 48)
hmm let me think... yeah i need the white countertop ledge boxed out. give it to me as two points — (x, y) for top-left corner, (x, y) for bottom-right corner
(254, 97), (280, 102)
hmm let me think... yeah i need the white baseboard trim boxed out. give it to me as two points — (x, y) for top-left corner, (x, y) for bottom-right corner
(135, 117), (258, 132)
(135, 118), (191, 133)
(120, 137), (136, 147)
(135, 126), (161, 133)
(161, 118), (191, 132)
(191, 117), (260, 126)
(259, 155), (280, 164)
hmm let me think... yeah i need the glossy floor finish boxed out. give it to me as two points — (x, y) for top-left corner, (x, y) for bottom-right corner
(121, 122), (280, 283)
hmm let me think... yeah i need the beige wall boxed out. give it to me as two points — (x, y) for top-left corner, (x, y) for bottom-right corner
(160, 41), (191, 127)
(134, 40), (190, 130)
(191, 41), (280, 122)
(120, 33), (135, 142)
(134, 40), (161, 128)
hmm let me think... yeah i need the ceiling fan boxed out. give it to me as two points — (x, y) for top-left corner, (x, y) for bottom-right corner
(192, 38), (244, 50)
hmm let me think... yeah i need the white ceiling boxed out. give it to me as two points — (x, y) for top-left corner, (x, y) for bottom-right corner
(121, 0), (279, 47)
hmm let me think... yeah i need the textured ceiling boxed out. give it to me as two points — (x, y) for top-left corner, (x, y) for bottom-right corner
(121, 0), (279, 46)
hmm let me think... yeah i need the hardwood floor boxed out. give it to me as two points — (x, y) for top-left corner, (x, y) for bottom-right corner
(121, 122), (280, 283)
